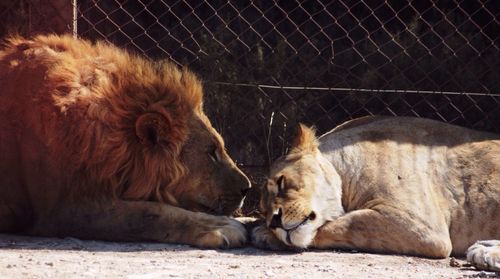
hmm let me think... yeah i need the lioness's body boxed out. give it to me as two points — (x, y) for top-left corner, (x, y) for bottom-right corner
(0, 35), (250, 248)
(254, 116), (499, 265)
(318, 116), (500, 256)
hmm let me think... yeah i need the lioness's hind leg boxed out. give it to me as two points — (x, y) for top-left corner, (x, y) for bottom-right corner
(466, 240), (500, 272)
(312, 208), (452, 258)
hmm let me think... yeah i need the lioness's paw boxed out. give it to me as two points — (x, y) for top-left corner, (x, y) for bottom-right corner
(195, 217), (247, 249)
(250, 224), (294, 251)
(466, 240), (500, 272)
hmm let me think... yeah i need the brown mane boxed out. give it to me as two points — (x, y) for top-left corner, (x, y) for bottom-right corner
(3, 34), (203, 201)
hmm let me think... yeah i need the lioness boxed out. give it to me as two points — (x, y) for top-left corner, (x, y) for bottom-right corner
(0, 35), (250, 248)
(252, 116), (500, 271)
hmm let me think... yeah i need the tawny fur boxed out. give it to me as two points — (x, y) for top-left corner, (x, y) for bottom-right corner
(0, 34), (250, 248)
(252, 116), (499, 271)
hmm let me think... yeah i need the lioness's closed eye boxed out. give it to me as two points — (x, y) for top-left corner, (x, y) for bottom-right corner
(251, 116), (500, 272)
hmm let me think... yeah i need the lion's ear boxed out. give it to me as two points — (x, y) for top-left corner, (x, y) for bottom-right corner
(290, 123), (319, 153)
(135, 112), (171, 146)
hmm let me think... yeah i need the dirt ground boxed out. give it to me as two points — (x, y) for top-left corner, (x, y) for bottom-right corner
(1, 234), (499, 279)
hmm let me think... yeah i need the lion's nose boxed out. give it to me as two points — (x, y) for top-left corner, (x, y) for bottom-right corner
(269, 208), (283, 229)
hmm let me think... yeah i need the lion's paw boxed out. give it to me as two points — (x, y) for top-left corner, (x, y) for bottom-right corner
(195, 217), (247, 249)
(466, 240), (500, 272)
(250, 224), (295, 251)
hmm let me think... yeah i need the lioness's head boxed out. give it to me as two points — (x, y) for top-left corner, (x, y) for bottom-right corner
(260, 124), (344, 247)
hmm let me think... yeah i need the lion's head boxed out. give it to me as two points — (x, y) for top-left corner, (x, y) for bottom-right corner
(131, 106), (251, 216)
(260, 124), (345, 247)
(97, 51), (252, 217)
(1, 35), (250, 216)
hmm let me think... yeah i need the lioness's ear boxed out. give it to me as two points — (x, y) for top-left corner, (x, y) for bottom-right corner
(135, 112), (171, 146)
(291, 123), (319, 153)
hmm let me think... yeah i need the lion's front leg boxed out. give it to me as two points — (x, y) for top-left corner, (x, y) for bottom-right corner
(311, 208), (452, 258)
(31, 200), (247, 249)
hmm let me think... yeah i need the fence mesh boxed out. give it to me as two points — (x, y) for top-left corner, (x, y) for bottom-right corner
(3, 1), (497, 213)
(75, 0), (499, 213)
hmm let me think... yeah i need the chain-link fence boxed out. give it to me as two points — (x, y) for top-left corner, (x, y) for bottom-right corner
(75, 1), (498, 143)
(2, 1), (499, 213)
(78, 0), (499, 213)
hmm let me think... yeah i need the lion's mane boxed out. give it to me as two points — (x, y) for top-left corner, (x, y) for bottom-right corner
(1, 34), (202, 201)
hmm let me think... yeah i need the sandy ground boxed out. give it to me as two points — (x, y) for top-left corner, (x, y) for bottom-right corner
(0, 234), (499, 279)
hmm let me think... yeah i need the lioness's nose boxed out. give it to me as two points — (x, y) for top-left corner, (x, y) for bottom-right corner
(269, 208), (283, 229)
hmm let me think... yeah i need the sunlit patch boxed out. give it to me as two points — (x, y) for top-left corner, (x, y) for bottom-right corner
(9, 60), (19, 67)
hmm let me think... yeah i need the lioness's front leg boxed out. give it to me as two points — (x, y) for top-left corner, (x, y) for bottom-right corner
(312, 209), (452, 258)
(251, 223), (292, 251)
(31, 200), (247, 249)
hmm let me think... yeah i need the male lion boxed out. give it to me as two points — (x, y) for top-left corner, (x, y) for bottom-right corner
(252, 116), (500, 271)
(0, 34), (251, 248)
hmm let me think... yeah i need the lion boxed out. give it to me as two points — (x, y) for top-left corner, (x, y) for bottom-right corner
(0, 34), (251, 248)
(251, 116), (500, 271)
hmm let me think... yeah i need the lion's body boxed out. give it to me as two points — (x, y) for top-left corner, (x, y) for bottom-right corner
(0, 34), (250, 248)
(253, 116), (500, 270)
